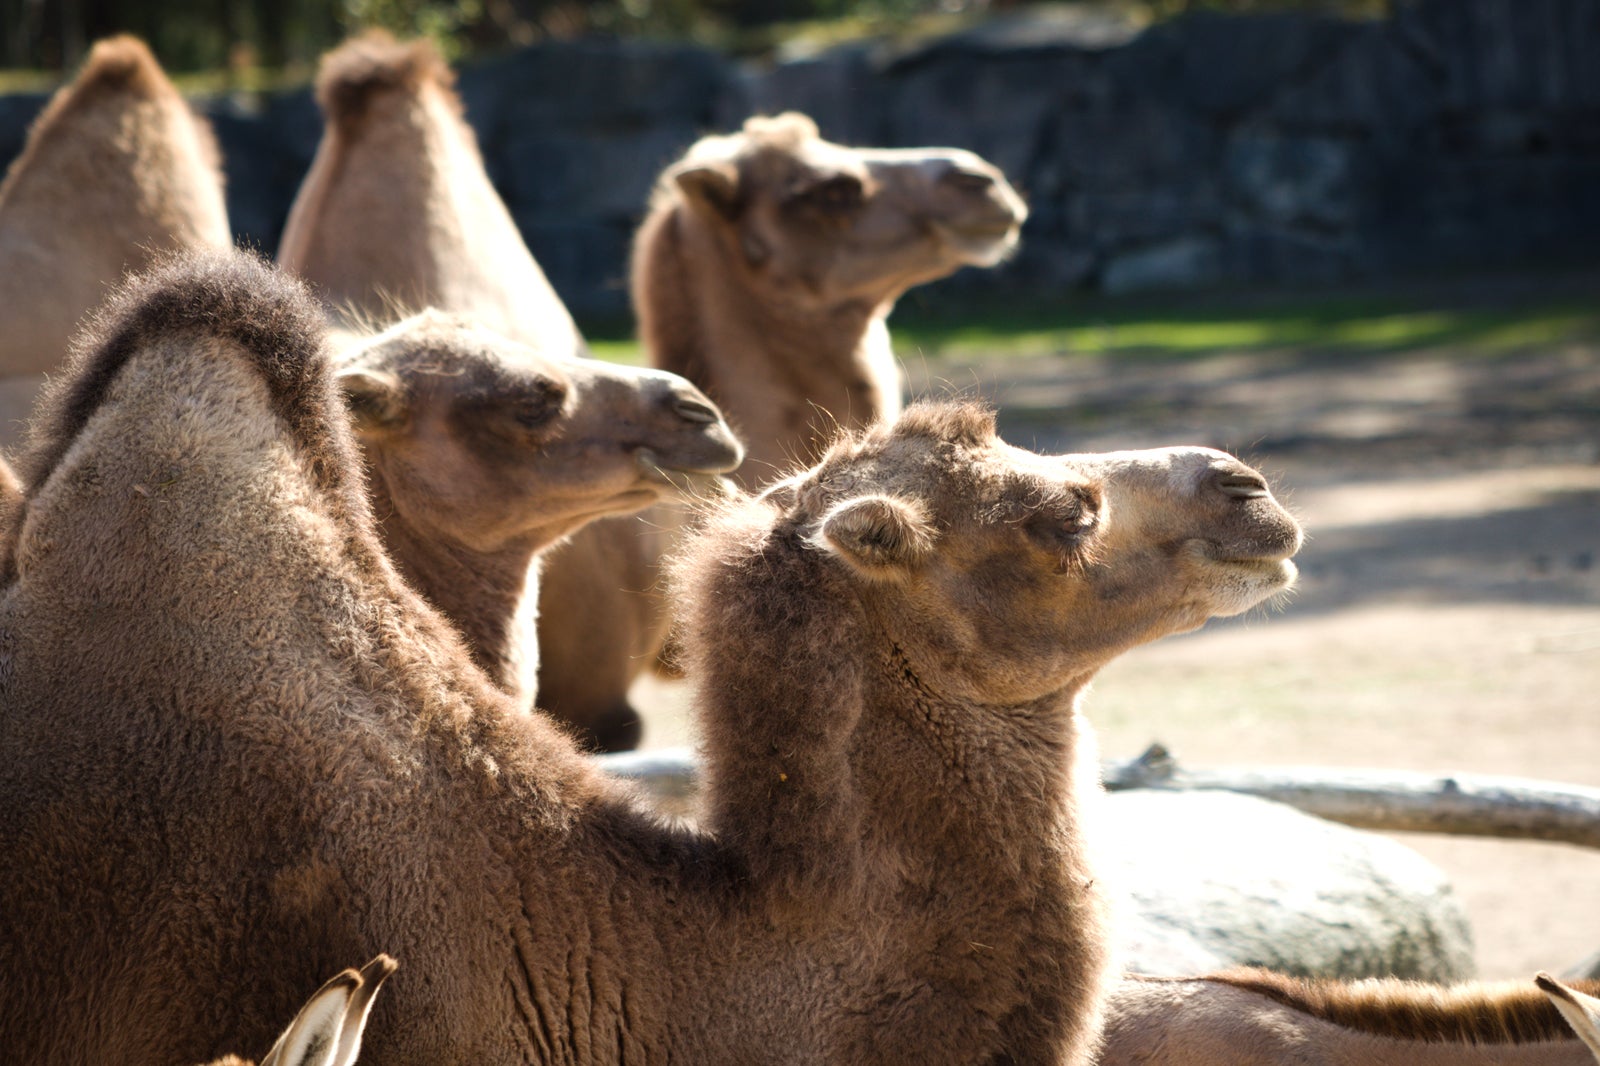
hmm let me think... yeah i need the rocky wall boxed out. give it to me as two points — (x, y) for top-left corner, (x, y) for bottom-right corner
(3, 0), (1596, 317)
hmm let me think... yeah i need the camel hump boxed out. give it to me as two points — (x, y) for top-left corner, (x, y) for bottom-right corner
(25, 251), (341, 492)
(69, 35), (174, 103)
(315, 30), (456, 134)
(1209, 966), (1588, 1047)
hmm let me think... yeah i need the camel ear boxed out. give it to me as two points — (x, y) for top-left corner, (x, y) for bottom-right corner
(259, 955), (396, 1066)
(1536, 973), (1600, 1058)
(816, 495), (935, 581)
(335, 366), (406, 431)
(672, 160), (740, 218)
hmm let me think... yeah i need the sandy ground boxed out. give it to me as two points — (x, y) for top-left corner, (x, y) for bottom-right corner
(631, 336), (1600, 981)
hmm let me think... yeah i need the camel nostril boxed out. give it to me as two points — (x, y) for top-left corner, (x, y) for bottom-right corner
(671, 396), (720, 426)
(943, 168), (996, 195)
(1214, 472), (1270, 500)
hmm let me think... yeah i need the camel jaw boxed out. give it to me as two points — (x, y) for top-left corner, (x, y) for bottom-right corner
(932, 218), (1024, 267)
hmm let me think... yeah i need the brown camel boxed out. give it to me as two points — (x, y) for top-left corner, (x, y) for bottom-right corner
(279, 33), (681, 748)
(1098, 968), (1600, 1065)
(0, 34), (230, 448)
(536, 109), (1030, 746)
(277, 32), (582, 361)
(205, 956), (395, 1066)
(336, 308), (740, 714)
(278, 33), (740, 743)
(0, 250), (1301, 1064)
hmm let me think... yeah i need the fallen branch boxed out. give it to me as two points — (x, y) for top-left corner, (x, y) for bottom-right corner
(600, 744), (1600, 850)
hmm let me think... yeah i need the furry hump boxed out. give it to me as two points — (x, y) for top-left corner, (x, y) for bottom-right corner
(21, 251), (363, 517)
(315, 30), (457, 135)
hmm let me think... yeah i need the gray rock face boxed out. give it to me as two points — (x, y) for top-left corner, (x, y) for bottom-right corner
(7, 0), (1595, 315)
(1102, 789), (1476, 981)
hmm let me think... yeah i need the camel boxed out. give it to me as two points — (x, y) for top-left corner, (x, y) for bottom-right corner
(279, 32), (707, 747)
(336, 309), (740, 712)
(0, 249), (1302, 1064)
(1097, 968), (1600, 1065)
(277, 33), (741, 742)
(0, 34), (230, 448)
(634, 109), (1028, 476)
(536, 109), (1031, 745)
(205, 956), (395, 1066)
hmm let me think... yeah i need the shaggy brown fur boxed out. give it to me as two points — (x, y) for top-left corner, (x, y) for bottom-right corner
(536, 110), (1029, 747)
(0, 35), (230, 446)
(204, 956), (396, 1066)
(337, 308), (740, 718)
(0, 249), (1301, 1064)
(1099, 971), (1600, 1065)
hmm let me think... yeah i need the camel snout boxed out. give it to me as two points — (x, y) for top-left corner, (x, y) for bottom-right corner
(939, 164), (1000, 197)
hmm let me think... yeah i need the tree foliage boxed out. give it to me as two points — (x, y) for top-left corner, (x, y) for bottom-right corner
(0, 0), (1392, 73)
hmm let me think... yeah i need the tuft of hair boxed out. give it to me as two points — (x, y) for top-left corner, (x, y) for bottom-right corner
(0, 34), (189, 203)
(740, 111), (820, 148)
(892, 400), (997, 449)
(69, 34), (173, 101)
(21, 250), (359, 510)
(1211, 967), (1600, 1047)
(316, 30), (457, 134)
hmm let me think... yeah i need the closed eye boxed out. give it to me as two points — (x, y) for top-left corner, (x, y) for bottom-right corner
(793, 174), (865, 211)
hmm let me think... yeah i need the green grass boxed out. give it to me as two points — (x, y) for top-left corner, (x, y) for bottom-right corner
(887, 292), (1600, 362)
(578, 285), (1600, 367)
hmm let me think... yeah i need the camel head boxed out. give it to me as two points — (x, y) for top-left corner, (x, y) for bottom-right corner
(334, 310), (743, 553)
(664, 112), (1027, 312)
(203, 956), (396, 1066)
(755, 402), (1301, 705)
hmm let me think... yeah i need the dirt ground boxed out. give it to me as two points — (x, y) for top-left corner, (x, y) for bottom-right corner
(632, 327), (1600, 981)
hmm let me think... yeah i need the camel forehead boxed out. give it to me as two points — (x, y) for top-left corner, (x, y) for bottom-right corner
(360, 311), (564, 379)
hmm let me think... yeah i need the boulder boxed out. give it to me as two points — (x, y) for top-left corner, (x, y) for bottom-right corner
(1104, 789), (1475, 981)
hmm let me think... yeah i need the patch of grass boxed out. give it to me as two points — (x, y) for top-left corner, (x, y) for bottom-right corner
(577, 281), (1600, 368)
(888, 290), (1600, 362)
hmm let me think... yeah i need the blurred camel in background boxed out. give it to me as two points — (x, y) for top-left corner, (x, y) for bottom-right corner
(0, 34), (231, 449)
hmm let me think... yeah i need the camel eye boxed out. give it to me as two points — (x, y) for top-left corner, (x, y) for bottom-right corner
(510, 382), (566, 429)
(1024, 499), (1098, 552)
(795, 175), (864, 211)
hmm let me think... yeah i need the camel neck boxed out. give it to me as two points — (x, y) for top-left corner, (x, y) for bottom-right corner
(364, 469), (541, 706)
(639, 205), (898, 476)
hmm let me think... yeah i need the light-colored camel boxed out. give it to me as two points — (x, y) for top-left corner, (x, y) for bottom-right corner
(204, 956), (395, 1066)
(0, 250), (1301, 1064)
(1098, 968), (1600, 1065)
(278, 33), (740, 741)
(277, 32), (582, 362)
(635, 109), (1028, 476)
(0, 34), (230, 448)
(336, 308), (740, 710)
(536, 108), (1030, 744)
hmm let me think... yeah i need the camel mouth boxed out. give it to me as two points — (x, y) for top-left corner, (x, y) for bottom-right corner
(932, 218), (1023, 264)
(1184, 539), (1301, 603)
(637, 451), (738, 500)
